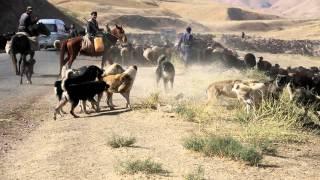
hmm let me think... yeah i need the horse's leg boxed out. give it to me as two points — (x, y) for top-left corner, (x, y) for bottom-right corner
(20, 55), (26, 85)
(11, 53), (19, 75)
(102, 51), (113, 68)
(67, 47), (78, 69)
(30, 51), (35, 74)
(18, 55), (23, 77)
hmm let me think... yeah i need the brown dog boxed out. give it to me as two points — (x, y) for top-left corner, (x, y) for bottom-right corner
(231, 78), (286, 113)
(206, 80), (241, 105)
(206, 79), (262, 105)
(103, 65), (137, 109)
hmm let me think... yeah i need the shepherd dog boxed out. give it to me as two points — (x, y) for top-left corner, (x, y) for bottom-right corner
(20, 58), (36, 84)
(54, 81), (109, 120)
(231, 76), (287, 113)
(206, 80), (240, 105)
(103, 65), (138, 109)
(155, 54), (175, 91)
(103, 63), (125, 76)
(53, 65), (105, 119)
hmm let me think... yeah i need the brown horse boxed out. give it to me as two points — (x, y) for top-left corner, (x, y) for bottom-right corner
(59, 25), (127, 74)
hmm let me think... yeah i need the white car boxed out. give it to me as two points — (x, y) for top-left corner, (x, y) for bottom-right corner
(38, 19), (69, 49)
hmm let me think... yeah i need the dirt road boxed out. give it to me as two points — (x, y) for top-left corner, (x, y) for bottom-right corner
(0, 52), (320, 179)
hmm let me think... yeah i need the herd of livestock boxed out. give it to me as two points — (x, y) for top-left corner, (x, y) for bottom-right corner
(222, 34), (320, 56)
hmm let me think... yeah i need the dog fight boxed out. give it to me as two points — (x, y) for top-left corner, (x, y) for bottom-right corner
(1, 1), (320, 179)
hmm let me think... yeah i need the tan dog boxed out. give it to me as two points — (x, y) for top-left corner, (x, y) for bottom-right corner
(232, 76), (288, 113)
(206, 80), (240, 105)
(232, 79), (286, 113)
(103, 65), (137, 109)
(206, 80), (260, 105)
(103, 63), (125, 76)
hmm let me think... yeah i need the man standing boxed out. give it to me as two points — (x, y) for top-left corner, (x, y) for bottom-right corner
(18, 6), (38, 36)
(178, 26), (193, 68)
(86, 11), (100, 38)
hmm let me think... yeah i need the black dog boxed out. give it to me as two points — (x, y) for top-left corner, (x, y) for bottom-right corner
(54, 65), (105, 119)
(62, 65), (104, 88)
(56, 65), (103, 101)
(156, 54), (175, 91)
(54, 81), (109, 120)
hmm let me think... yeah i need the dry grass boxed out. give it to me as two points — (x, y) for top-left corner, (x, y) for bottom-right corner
(235, 93), (311, 144)
(183, 135), (263, 166)
(137, 92), (162, 110)
(184, 166), (205, 180)
(116, 158), (168, 175)
(107, 134), (137, 148)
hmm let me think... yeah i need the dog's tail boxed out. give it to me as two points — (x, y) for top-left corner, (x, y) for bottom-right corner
(61, 69), (73, 91)
(118, 75), (132, 92)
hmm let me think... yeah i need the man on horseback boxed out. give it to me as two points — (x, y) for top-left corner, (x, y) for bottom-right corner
(81, 11), (103, 53)
(87, 11), (100, 37)
(178, 26), (193, 68)
(7, 6), (50, 75)
(18, 6), (38, 35)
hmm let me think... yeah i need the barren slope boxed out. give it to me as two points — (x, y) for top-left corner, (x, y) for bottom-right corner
(48, 0), (279, 33)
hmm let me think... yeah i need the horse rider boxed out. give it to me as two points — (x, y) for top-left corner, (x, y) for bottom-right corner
(86, 11), (101, 38)
(177, 26), (193, 68)
(81, 11), (103, 52)
(69, 23), (78, 38)
(18, 6), (38, 36)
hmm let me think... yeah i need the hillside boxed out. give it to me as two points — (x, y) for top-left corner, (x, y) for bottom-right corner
(0, 0), (82, 34)
(214, 0), (278, 8)
(270, 0), (320, 18)
(48, 0), (279, 32)
(214, 0), (320, 19)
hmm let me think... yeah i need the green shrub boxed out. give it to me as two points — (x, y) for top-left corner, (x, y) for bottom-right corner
(185, 166), (205, 180)
(117, 158), (168, 175)
(108, 135), (136, 148)
(183, 135), (262, 166)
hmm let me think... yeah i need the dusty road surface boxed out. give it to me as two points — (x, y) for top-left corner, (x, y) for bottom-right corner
(1, 51), (320, 179)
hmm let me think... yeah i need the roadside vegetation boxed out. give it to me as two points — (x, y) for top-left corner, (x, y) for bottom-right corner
(108, 134), (137, 148)
(116, 158), (168, 175)
(183, 135), (262, 166)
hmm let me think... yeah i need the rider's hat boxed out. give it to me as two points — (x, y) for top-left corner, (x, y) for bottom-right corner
(91, 11), (97, 16)
(26, 6), (33, 11)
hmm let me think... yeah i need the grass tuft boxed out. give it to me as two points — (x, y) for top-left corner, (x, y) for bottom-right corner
(107, 135), (136, 148)
(183, 135), (262, 166)
(117, 158), (168, 175)
(184, 166), (205, 180)
(235, 93), (309, 145)
(174, 101), (211, 123)
(138, 92), (162, 110)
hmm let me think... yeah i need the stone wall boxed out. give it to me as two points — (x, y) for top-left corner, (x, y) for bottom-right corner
(220, 34), (320, 56)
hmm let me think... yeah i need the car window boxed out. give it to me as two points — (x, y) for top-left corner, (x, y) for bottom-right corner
(57, 23), (66, 33)
(44, 24), (57, 32)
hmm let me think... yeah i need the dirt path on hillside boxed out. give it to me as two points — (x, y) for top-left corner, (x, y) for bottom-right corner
(1, 65), (320, 179)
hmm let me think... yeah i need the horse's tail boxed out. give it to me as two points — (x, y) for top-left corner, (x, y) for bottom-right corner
(59, 40), (68, 75)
